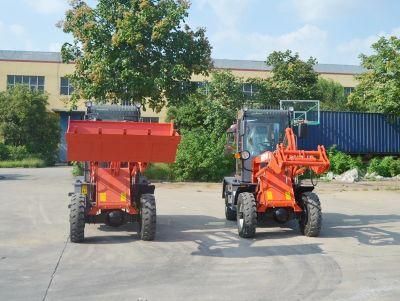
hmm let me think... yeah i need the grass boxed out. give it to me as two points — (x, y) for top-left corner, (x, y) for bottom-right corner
(69, 162), (175, 180)
(72, 162), (84, 176)
(144, 163), (175, 181)
(0, 157), (46, 168)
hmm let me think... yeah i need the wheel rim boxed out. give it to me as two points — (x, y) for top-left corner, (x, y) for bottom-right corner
(239, 216), (244, 228)
(237, 203), (244, 229)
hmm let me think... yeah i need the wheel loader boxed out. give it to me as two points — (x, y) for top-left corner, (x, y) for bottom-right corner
(222, 102), (330, 238)
(66, 103), (180, 242)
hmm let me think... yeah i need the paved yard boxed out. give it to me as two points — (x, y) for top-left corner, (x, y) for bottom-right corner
(0, 167), (399, 301)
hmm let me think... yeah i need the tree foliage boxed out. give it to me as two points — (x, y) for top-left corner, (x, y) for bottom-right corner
(266, 50), (319, 101)
(243, 77), (275, 107)
(173, 130), (234, 181)
(167, 93), (234, 136)
(168, 71), (242, 133)
(207, 70), (244, 110)
(241, 50), (320, 107)
(168, 71), (240, 181)
(317, 78), (348, 111)
(0, 86), (60, 164)
(61, 0), (212, 110)
(349, 36), (400, 115)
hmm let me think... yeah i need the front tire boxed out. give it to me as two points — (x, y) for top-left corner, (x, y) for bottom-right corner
(237, 192), (257, 238)
(138, 194), (156, 241)
(299, 192), (322, 237)
(70, 193), (86, 243)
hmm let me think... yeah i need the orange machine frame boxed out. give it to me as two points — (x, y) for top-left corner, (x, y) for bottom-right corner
(251, 128), (330, 213)
(66, 120), (180, 217)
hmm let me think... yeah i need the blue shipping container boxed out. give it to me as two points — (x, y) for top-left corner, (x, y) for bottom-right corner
(297, 111), (400, 155)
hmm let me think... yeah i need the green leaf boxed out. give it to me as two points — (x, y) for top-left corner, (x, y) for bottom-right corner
(61, 0), (212, 111)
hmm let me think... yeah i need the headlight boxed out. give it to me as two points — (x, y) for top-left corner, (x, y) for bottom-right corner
(240, 150), (250, 160)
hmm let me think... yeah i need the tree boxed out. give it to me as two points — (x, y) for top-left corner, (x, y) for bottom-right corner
(61, 0), (212, 111)
(0, 86), (60, 164)
(207, 70), (244, 111)
(243, 77), (275, 107)
(173, 130), (234, 181)
(168, 70), (242, 181)
(266, 50), (319, 102)
(349, 36), (400, 115)
(168, 70), (243, 134)
(251, 51), (350, 111)
(317, 78), (348, 111)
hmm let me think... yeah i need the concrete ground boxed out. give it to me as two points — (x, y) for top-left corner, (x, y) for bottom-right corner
(0, 167), (399, 301)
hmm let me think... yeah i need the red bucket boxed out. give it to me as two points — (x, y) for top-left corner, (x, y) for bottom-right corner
(66, 120), (180, 163)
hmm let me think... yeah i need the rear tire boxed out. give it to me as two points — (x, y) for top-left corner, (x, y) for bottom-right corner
(299, 192), (322, 237)
(224, 191), (236, 221)
(225, 204), (236, 221)
(237, 192), (257, 238)
(70, 193), (86, 243)
(138, 194), (156, 241)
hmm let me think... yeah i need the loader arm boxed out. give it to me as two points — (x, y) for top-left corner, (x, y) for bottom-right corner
(251, 127), (330, 212)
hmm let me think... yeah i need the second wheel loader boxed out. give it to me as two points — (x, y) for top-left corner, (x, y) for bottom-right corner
(66, 104), (180, 242)
(222, 101), (330, 238)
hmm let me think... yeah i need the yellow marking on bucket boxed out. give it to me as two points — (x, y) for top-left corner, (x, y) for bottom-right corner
(99, 192), (107, 202)
(285, 191), (292, 201)
(120, 192), (127, 202)
(267, 191), (273, 201)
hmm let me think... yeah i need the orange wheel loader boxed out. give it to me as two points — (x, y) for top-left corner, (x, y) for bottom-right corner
(66, 104), (180, 242)
(222, 107), (330, 238)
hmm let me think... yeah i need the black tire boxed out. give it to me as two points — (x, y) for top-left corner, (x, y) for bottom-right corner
(237, 192), (257, 238)
(224, 191), (236, 221)
(70, 193), (86, 243)
(225, 204), (236, 221)
(138, 194), (156, 241)
(299, 192), (322, 237)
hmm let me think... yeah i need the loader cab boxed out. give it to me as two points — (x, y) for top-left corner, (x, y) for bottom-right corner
(228, 109), (290, 183)
(85, 103), (141, 121)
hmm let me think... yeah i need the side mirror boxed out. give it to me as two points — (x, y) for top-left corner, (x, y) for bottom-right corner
(297, 123), (308, 139)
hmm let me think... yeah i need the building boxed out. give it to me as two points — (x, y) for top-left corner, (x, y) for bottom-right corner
(0, 50), (364, 161)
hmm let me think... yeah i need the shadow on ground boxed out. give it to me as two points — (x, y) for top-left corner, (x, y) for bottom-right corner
(81, 212), (400, 257)
(155, 215), (322, 257)
(0, 174), (29, 181)
(83, 223), (139, 244)
(322, 213), (400, 246)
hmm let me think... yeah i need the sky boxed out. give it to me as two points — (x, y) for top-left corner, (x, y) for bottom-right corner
(0, 0), (399, 65)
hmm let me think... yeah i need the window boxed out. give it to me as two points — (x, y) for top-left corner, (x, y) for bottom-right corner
(7, 75), (45, 92)
(60, 77), (74, 95)
(192, 82), (210, 95)
(243, 83), (259, 99)
(141, 117), (159, 123)
(344, 87), (355, 97)
(195, 81), (209, 95)
(244, 112), (287, 156)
